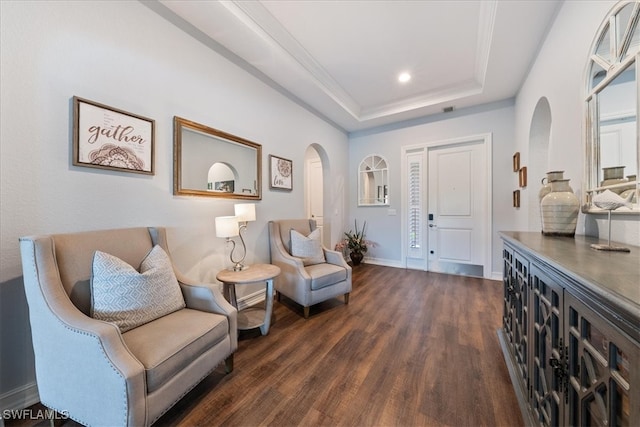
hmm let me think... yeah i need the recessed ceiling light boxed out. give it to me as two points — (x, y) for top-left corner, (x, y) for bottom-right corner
(398, 72), (411, 83)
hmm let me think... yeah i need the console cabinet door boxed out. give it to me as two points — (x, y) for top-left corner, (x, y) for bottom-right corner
(566, 292), (640, 427)
(531, 265), (564, 427)
(502, 245), (516, 350)
(513, 251), (531, 393)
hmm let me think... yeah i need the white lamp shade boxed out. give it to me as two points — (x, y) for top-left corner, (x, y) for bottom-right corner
(234, 203), (256, 222)
(215, 216), (239, 238)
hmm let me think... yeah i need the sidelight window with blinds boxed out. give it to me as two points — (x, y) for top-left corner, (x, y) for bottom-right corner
(407, 152), (423, 259)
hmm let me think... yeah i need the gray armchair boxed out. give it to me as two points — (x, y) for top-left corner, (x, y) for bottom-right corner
(268, 219), (351, 318)
(19, 227), (237, 426)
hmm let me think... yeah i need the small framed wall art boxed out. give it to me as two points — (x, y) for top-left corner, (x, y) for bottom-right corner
(513, 152), (520, 172)
(269, 155), (293, 190)
(73, 96), (155, 174)
(519, 166), (528, 188)
(513, 190), (521, 208)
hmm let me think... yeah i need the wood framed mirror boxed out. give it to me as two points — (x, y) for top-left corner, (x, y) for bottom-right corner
(173, 117), (262, 199)
(584, 1), (639, 213)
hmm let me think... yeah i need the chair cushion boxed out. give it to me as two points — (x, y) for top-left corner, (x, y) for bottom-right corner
(306, 263), (348, 290)
(290, 228), (326, 266)
(122, 308), (229, 393)
(90, 245), (185, 332)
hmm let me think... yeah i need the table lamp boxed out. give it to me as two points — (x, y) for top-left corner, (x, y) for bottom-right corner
(235, 203), (256, 266)
(215, 215), (246, 271)
(234, 203), (256, 225)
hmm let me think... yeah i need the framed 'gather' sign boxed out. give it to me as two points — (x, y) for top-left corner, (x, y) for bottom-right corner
(73, 96), (155, 174)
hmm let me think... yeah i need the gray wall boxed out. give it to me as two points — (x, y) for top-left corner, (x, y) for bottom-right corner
(348, 100), (516, 276)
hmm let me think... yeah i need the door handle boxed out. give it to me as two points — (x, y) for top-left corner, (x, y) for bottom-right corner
(429, 224), (437, 228)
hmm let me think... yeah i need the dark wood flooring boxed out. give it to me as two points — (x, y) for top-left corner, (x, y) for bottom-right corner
(7, 264), (522, 427)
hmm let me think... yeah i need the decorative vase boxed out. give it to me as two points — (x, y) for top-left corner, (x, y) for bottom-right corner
(602, 166), (625, 180)
(350, 252), (364, 266)
(541, 179), (579, 237)
(601, 166), (626, 194)
(538, 171), (568, 203)
(539, 171), (572, 232)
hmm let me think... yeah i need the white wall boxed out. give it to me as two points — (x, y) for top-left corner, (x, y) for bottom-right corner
(514, 0), (639, 244)
(0, 1), (349, 409)
(348, 100), (516, 276)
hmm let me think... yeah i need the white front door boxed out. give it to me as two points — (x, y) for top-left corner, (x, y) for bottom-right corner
(427, 139), (488, 277)
(307, 159), (324, 244)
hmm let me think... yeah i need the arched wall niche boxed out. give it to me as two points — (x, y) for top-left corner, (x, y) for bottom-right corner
(528, 97), (552, 231)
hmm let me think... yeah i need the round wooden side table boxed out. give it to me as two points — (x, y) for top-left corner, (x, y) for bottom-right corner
(216, 264), (280, 335)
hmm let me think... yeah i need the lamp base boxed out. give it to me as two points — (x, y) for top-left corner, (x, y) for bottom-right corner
(228, 263), (250, 272)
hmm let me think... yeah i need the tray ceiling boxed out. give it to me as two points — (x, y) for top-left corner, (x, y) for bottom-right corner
(156, 0), (561, 132)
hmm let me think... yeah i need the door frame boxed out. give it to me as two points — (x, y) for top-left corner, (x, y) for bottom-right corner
(400, 133), (493, 278)
(304, 144), (331, 245)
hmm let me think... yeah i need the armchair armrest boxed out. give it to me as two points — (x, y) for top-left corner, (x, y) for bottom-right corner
(324, 248), (351, 269)
(175, 271), (236, 316)
(177, 277), (238, 350)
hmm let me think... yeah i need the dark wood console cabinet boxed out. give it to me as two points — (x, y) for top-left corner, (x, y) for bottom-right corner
(499, 232), (639, 427)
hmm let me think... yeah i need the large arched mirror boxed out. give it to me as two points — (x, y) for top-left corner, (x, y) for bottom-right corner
(174, 117), (262, 199)
(584, 1), (639, 213)
(358, 154), (389, 206)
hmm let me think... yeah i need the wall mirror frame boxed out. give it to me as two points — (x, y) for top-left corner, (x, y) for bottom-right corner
(584, 0), (639, 213)
(173, 116), (262, 200)
(358, 154), (389, 206)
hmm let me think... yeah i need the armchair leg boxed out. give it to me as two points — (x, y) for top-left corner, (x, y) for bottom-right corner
(224, 355), (234, 373)
(344, 292), (350, 304)
(303, 306), (310, 319)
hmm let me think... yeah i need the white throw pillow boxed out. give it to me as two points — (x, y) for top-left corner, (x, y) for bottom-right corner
(290, 228), (326, 266)
(91, 245), (186, 332)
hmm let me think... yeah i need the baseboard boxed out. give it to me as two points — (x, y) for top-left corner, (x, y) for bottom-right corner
(491, 271), (503, 281)
(362, 257), (405, 269)
(0, 381), (39, 412)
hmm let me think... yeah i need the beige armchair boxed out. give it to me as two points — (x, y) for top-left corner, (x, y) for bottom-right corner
(268, 219), (351, 318)
(19, 227), (237, 426)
